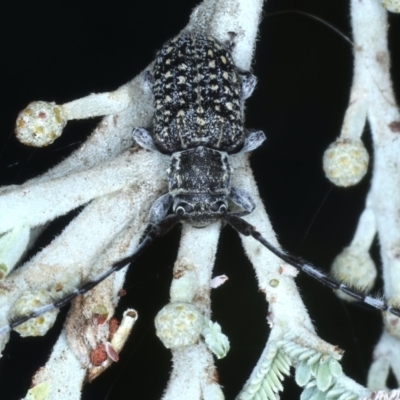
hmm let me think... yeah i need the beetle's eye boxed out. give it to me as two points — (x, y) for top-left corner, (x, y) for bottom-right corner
(175, 203), (193, 215)
(210, 201), (227, 213)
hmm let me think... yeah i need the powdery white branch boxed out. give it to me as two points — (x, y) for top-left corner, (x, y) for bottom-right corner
(23, 309), (138, 400)
(323, 0), (400, 393)
(12, 75), (153, 188)
(0, 149), (167, 235)
(368, 330), (400, 392)
(361, 389), (400, 400)
(159, 223), (223, 399)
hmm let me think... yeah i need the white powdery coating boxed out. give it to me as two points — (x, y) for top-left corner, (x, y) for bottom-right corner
(351, 0), (400, 328)
(232, 155), (351, 399)
(323, 139), (369, 187)
(340, 98), (368, 141)
(0, 181), (160, 346)
(169, 222), (221, 306)
(64, 204), (151, 369)
(15, 101), (67, 147)
(231, 154), (316, 334)
(349, 205), (377, 249)
(169, 269), (198, 303)
(368, 331), (400, 390)
(163, 222), (221, 398)
(383, 311), (400, 340)
(155, 302), (204, 350)
(203, 384), (224, 400)
(23, 331), (86, 400)
(0, 224), (30, 278)
(162, 343), (219, 400)
(0, 149), (167, 235)
(16, 76), (152, 190)
(62, 85), (133, 120)
(362, 390), (400, 400)
(337, 0), (400, 390)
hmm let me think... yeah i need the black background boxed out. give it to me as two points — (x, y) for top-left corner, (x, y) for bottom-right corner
(1, 1), (399, 399)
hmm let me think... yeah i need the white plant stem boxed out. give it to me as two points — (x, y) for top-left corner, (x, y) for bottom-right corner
(349, 0), (400, 301)
(329, 0), (400, 390)
(0, 149), (168, 235)
(162, 223), (221, 399)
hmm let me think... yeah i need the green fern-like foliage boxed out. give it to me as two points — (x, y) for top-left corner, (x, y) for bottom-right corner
(237, 348), (291, 400)
(279, 337), (362, 400)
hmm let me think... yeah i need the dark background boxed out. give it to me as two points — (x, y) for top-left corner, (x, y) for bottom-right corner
(1, 1), (399, 399)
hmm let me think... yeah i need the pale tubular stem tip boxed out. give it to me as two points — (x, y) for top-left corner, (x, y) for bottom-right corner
(62, 85), (133, 121)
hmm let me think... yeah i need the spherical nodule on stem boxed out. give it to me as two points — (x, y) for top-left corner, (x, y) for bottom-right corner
(383, 299), (400, 339)
(9, 290), (58, 337)
(331, 247), (377, 300)
(382, 0), (400, 13)
(323, 139), (369, 187)
(155, 302), (204, 350)
(15, 101), (66, 147)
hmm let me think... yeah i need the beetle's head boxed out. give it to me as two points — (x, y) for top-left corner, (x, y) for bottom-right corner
(173, 194), (227, 227)
(167, 146), (231, 227)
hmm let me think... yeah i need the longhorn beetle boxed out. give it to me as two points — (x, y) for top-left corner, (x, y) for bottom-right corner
(2, 31), (400, 337)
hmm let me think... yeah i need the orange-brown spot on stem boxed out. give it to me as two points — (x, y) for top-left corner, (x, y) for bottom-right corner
(90, 344), (107, 366)
(108, 317), (119, 340)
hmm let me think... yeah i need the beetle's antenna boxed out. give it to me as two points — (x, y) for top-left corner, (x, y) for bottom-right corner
(1, 213), (182, 336)
(266, 10), (354, 47)
(223, 213), (400, 318)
